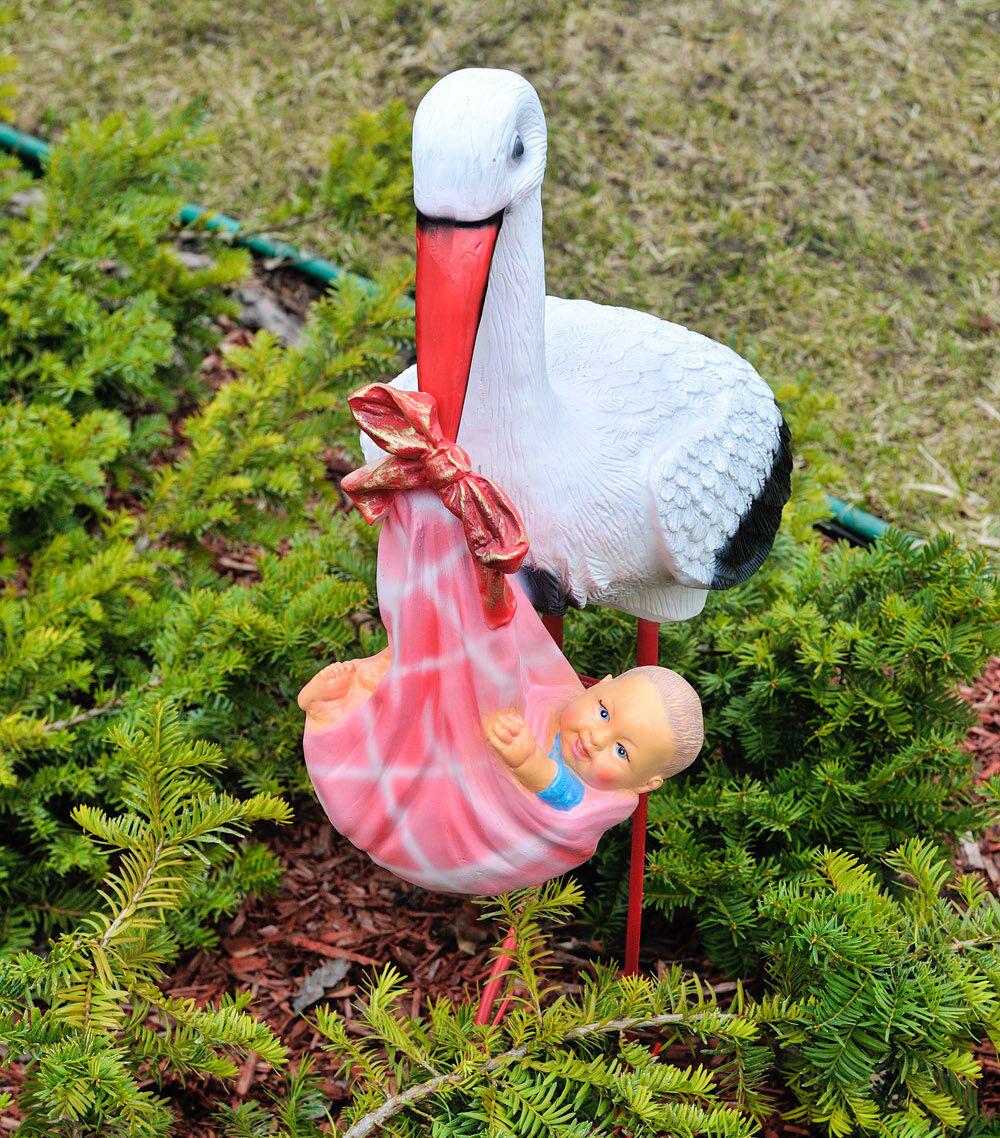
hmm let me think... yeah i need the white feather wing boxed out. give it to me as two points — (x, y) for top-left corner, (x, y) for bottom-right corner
(543, 297), (784, 588)
(360, 298), (783, 598)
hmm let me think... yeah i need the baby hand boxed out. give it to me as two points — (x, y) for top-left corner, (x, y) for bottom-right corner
(484, 709), (536, 769)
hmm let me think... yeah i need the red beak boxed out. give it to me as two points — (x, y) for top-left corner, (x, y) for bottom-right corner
(415, 211), (502, 441)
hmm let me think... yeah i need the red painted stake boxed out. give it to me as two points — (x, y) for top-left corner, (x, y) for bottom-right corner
(474, 926), (518, 1026)
(624, 617), (659, 976)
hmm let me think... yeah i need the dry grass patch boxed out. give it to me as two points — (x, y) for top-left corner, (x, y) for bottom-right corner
(6, 0), (998, 543)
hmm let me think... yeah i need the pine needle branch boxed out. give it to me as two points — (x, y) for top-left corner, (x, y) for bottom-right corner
(341, 1009), (738, 1138)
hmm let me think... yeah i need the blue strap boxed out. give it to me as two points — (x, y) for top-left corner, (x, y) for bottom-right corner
(536, 733), (584, 811)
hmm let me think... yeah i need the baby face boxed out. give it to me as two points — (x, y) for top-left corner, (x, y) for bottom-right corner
(557, 673), (677, 794)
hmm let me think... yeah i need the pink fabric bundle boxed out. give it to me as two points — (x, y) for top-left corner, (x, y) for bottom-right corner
(303, 491), (636, 896)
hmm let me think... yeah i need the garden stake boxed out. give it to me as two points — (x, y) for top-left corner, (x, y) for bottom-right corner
(625, 617), (660, 976)
(474, 926), (518, 1026)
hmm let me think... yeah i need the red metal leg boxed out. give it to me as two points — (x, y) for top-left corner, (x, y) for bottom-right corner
(635, 617), (660, 669)
(623, 791), (648, 975)
(624, 617), (659, 975)
(474, 926), (517, 1026)
(490, 989), (514, 1026)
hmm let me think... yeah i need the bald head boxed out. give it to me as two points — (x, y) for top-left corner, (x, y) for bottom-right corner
(625, 666), (704, 777)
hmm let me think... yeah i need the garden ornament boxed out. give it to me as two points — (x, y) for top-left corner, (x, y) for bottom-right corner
(299, 67), (798, 896)
(363, 67), (792, 623)
(302, 379), (703, 894)
(299, 383), (703, 892)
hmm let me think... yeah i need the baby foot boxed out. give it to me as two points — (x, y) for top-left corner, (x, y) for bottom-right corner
(299, 653), (392, 733)
(297, 660), (356, 713)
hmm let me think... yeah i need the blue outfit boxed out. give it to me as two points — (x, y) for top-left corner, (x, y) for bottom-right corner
(536, 732), (585, 811)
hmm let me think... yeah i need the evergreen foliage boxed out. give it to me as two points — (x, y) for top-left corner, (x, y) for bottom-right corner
(0, 703), (289, 1137)
(763, 841), (1000, 1137)
(313, 882), (776, 1138)
(0, 110), (412, 948)
(251, 860), (997, 1138)
(216, 1058), (331, 1137)
(0, 106), (248, 550)
(638, 528), (999, 971)
(312, 99), (414, 243)
(267, 99), (415, 274)
(0, 107), (248, 428)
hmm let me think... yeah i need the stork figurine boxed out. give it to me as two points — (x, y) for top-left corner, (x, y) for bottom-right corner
(363, 68), (792, 623)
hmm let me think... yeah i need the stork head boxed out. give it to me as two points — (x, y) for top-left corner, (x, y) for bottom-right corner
(413, 68), (547, 222)
(411, 69), (547, 439)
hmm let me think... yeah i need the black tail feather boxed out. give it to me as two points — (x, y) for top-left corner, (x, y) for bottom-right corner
(709, 415), (792, 590)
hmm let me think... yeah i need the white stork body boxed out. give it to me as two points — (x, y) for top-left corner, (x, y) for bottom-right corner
(362, 69), (791, 623)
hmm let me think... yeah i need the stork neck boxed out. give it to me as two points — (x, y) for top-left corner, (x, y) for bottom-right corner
(459, 189), (554, 448)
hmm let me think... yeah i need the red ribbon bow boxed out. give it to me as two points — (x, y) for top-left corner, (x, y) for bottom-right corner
(341, 383), (529, 629)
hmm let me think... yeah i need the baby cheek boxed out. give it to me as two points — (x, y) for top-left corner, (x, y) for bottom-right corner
(560, 706), (582, 734)
(589, 760), (625, 791)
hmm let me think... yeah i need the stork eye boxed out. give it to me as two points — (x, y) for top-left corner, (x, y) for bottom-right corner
(511, 134), (525, 161)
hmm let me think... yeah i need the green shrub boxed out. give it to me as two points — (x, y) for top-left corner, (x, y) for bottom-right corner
(1, 108), (248, 417)
(4, 823), (775, 1137)
(6, 799), (996, 1137)
(262, 99), (415, 277)
(637, 528), (999, 973)
(0, 109), (249, 551)
(763, 841), (1000, 1137)
(0, 703), (289, 1138)
(0, 110), (413, 949)
(316, 852), (998, 1138)
(0, 306), (405, 948)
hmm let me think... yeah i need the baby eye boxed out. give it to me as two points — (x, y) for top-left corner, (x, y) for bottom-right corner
(598, 701), (609, 721)
(615, 743), (629, 761)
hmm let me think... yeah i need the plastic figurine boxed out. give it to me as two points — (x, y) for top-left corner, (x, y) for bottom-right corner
(363, 67), (792, 624)
(301, 661), (701, 807)
(483, 668), (702, 809)
(300, 381), (703, 896)
(302, 67), (804, 897)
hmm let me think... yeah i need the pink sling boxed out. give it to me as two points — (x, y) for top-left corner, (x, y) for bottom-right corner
(302, 387), (636, 895)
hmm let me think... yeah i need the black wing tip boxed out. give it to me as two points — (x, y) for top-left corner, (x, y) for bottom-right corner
(709, 414), (793, 590)
(518, 564), (581, 616)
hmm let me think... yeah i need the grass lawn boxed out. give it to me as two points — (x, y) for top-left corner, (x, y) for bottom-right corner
(5, 0), (997, 545)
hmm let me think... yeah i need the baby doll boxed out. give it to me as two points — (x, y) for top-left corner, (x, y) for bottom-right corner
(299, 656), (702, 810)
(484, 666), (702, 810)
